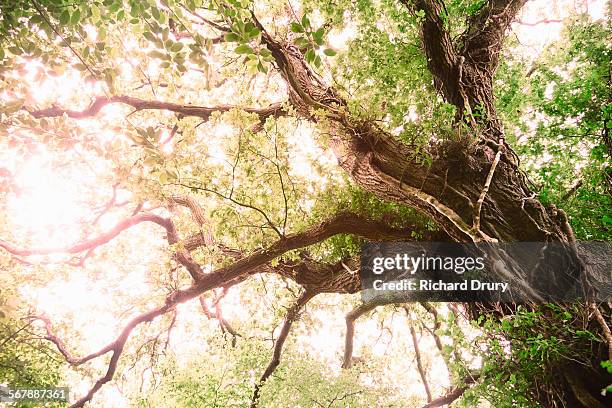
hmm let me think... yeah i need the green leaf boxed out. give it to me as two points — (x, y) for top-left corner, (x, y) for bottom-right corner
(59, 10), (70, 25)
(143, 31), (157, 42)
(148, 50), (166, 59)
(257, 61), (267, 73)
(323, 48), (336, 56)
(235, 44), (253, 54)
(109, 1), (121, 13)
(305, 48), (315, 63)
(301, 15), (311, 29)
(70, 9), (81, 25)
(170, 42), (184, 52)
(290, 23), (303, 33)
(91, 5), (101, 21)
(295, 37), (309, 48)
(313, 27), (325, 45)
(247, 27), (261, 39)
(224, 33), (240, 42)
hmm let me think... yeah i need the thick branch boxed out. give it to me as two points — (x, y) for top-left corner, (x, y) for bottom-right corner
(27, 95), (286, 122)
(461, 0), (529, 69)
(402, 0), (459, 106)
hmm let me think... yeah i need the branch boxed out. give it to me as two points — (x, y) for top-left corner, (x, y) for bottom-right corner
(0, 213), (171, 256)
(27, 96), (286, 122)
(401, 0), (459, 106)
(590, 303), (612, 360)
(0, 210), (205, 281)
(31, 300), (175, 408)
(174, 183), (284, 238)
(199, 295), (241, 344)
(28, 211), (429, 404)
(251, 290), (317, 408)
(460, 0), (528, 70)
(421, 385), (470, 408)
(472, 142), (504, 235)
(419, 302), (443, 352)
(182, 214), (443, 295)
(171, 195), (214, 246)
(407, 309), (432, 402)
(342, 302), (379, 369)
(420, 371), (480, 408)
(514, 18), (562, 26)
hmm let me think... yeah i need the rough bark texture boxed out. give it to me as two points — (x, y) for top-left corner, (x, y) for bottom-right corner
(255, 1), (610, 405)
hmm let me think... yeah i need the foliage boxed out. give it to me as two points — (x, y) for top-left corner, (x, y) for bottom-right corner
(0, 1), (610, 407)
(0, 283), (66, 408)
(495, 18), (611, 240)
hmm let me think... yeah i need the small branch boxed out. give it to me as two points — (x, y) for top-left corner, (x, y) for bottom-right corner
(590, 303), (612, 360)
(31, 0), (97, 79)
(419, 302), (443, 352)
(472, 143), (504, 235)
(251, 290), (317, 408)
(173, 182), (283, 238)
(421, 385), (469, 408)
(562, 179), (583, 201)
(0, 213), (172, 256)
(0, 210), (205, 281)
(406, 307), (432, 402)
(514, 18), (563, 26)
(342, 302), (379, 369)
(199, 296), (241, 344)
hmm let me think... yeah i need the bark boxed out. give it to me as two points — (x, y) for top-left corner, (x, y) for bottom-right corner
(257, 2), (572, 246)
(253, 1), (609, 405)
(342, 302), (379, 369)
(27, 95), (286, 122)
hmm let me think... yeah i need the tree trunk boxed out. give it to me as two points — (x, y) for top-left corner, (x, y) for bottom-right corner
(256, 0), (611, 404)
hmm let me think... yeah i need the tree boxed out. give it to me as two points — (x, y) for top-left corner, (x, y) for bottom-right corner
(0, 0), (610, 407)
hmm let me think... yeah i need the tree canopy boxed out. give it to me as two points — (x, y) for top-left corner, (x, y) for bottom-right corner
(0, 0), (610, 407)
